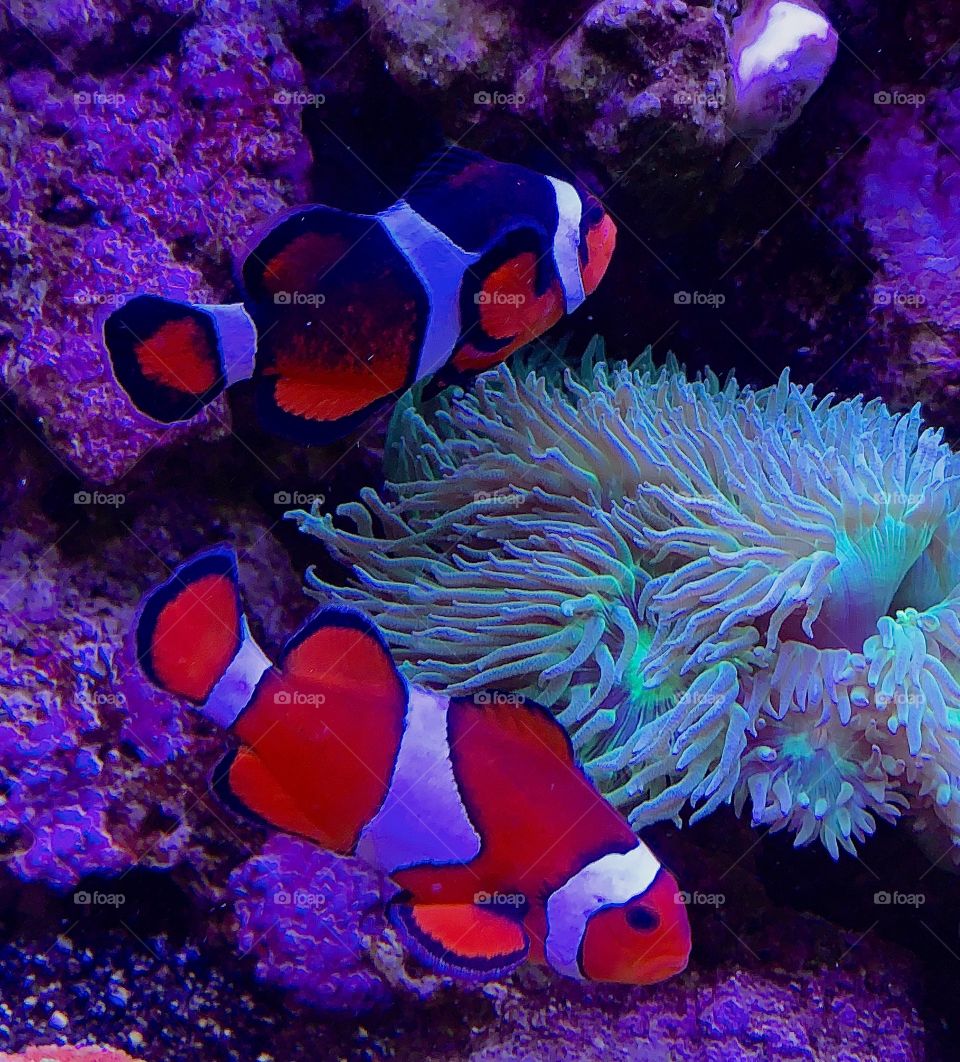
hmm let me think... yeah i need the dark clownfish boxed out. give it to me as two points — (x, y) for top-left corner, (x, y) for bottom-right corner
(135, 548), (690, 986)
(103, 149), (617, 444)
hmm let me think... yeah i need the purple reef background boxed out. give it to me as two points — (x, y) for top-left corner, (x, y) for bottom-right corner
(1, 0), (959, 1059)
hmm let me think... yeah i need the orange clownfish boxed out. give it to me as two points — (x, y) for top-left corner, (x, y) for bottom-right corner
(136, 547), (690, 986)
(103, 149), (617, 444)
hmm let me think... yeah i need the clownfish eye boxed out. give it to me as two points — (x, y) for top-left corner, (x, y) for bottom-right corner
(626, 905), (660, 932)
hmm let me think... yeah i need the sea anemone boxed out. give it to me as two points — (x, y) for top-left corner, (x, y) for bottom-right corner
(291, 341), (960, 860)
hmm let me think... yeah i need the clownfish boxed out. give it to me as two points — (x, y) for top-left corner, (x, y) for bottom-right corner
(135, 547), (690, 986)
(103, 149), (617, 444)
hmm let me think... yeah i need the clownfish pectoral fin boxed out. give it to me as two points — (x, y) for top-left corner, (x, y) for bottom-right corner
(451, 229), (565, 379)
(406, 145), (490, 195)
(277, 607), (405, 699)
(104, 295), (257, 424)
(387, 901), (530, 981)
(136, 547), (247, 707)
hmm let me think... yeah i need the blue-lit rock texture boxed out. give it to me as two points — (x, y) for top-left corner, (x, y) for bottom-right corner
(356, 0), (837, 220)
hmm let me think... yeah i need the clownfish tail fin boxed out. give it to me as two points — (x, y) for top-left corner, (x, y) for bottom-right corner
(136, 547), (262, 715)
(104, 294), (257, 424)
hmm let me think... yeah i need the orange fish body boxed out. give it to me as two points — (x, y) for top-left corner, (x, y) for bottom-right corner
(136, 548), (689, 984)
(104, 150), (617, 444)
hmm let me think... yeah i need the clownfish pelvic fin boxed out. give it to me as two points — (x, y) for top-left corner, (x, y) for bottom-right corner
(387, 900), (530, 981)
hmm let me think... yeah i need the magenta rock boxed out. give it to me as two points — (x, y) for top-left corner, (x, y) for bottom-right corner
(0, 439), (306, 893)
(0, 513), (236, 891)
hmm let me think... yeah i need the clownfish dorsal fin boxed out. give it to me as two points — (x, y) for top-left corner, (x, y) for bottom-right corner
(406, 145), (491, 197)
(388, 901), (530, 981)
(453, 695), (578, 769)
(222, 607), (408, 854)
(241, 204), (358, 306)
(278, 607), (404, 693)
(245, 206), (427, 444)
